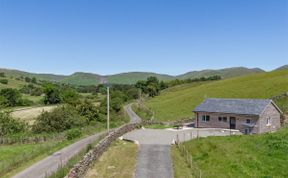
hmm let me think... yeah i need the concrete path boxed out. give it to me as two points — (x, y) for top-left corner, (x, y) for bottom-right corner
(13, 132), (106, 178)
(124, 127), (241, 178)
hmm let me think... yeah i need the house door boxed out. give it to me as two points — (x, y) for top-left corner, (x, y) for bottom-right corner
(230, 117), (236, 129)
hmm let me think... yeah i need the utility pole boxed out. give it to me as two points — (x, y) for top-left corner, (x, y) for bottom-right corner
(107, 87), (110, 133)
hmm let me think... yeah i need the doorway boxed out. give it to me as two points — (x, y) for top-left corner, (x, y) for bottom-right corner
(230, 117), (236, 129)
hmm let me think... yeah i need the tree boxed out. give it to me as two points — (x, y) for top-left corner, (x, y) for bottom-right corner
(25, 77), (31, 83)
(0, 88), (22, 107)
(31, 77), (37, 84)
(0, 72), (5, 77)
(43, 83), (61, 104)
(60, 87), (80, 105)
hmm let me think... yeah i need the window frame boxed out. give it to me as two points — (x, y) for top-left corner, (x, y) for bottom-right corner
(201, 115), (210, 122)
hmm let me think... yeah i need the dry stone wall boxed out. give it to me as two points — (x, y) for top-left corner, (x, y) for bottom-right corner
(67, 123), (140, 178)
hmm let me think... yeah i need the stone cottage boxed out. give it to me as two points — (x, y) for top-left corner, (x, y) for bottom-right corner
(193, 98), (282, 134)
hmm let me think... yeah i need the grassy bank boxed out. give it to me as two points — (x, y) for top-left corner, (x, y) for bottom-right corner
(85, 140), (138, 178)
(146, 69), (288, 121)
(173, 126), (288, 177)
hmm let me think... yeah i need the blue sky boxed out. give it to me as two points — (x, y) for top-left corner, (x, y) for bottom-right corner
(0, 0), (287, 75)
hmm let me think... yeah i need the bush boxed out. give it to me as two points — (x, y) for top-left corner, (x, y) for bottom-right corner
(33, 105), (86, 133)
(66, 129), (82, 140)
(76, 100), (99, 123)
(0, 79), (8, 84)
(0, 88), (22, 107)
(43, 83), (61, 104)
(0, 72), (5, 77)
(0, 112), (26, 136)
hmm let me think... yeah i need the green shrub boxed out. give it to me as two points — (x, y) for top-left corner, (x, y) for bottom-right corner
(0, 112), (26, 136)
(0, 79), (8, 84)
(0, 88), (22, 107)
(66, 129), (82, 140)
(76, 100), (99, 123)
(33, 105), (85, 133)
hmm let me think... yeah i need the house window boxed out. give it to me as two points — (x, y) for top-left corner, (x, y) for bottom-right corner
(246, 119), (251, 124)
(223, 117), (227, 122)
(266, 117), (271, 126)
(202, 115), (210, 122)
(218, 117), (222, 121)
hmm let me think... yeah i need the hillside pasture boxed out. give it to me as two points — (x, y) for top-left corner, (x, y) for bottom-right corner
(146, 69), (288, 121)
(172, 126), (288, 177)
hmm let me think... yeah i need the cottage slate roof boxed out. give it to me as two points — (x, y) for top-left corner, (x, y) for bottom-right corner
(193, 98), (278, 116)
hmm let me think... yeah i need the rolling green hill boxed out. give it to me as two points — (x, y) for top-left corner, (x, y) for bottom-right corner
(275, 65), (288, 71)
(60, 72), (105, 86)
(145, 69), (288, 121)
(0, 66), (286, 86)
(176, 67), (264, 79)
(107, 72), (174, 84)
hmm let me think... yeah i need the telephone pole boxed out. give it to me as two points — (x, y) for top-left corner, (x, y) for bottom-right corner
(107, 86), (110, 133)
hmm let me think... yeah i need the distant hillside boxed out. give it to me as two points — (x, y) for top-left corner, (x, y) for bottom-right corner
(107, 72), (174, 84)
(275, 65), (288, 71)
(60, 72), (105, 86)
(146, 69), (288, 121)
(0, 66), (284, 86)
(0, 68), (66, 82)
(177, 67), (264, 79)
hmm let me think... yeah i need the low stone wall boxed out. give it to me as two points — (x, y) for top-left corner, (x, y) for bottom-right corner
(67, 123), (140, 178)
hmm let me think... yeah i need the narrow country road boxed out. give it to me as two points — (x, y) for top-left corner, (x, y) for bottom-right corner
(12, 104), (138, 178)
(124, 103), (142, 124)
(12, 132), (106, 178)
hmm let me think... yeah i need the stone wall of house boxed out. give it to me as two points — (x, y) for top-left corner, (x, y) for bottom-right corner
(67, 123), (140, 178)
(259, 103), (281, 133)
(195, 112), (260, 134)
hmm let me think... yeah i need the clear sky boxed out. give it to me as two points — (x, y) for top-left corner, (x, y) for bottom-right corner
(0, 0), (287, 75)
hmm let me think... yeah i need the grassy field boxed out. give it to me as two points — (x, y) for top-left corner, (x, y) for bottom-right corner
(85, 140), (138, 178)
(172, 126), (288, 177)
(0, 77), (28, 89)
(10, 105), (58, 125)
(146, 69), (288, 121)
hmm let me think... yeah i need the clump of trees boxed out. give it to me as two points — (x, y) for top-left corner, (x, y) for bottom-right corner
(135, 75), (221, 98)
(136, 76), (163, 97)
(0, 88), (32, 107)
(20, 84), (43, 96)
(42, 83), (80, 105)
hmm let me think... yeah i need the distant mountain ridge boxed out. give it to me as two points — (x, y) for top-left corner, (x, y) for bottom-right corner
(0, 65), (286, 86)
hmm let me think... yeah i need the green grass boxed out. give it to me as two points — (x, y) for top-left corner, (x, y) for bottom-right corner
(0, 140), (71, 177)
(85, 140), (138, 178)
(171, 146), (195, 178)
(144, 124), (172, 129)
(173, 126), (288, 178)
(146, 69), (288, 121)
(22, 94), (43, 104)
(132, 103), (153, 120)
